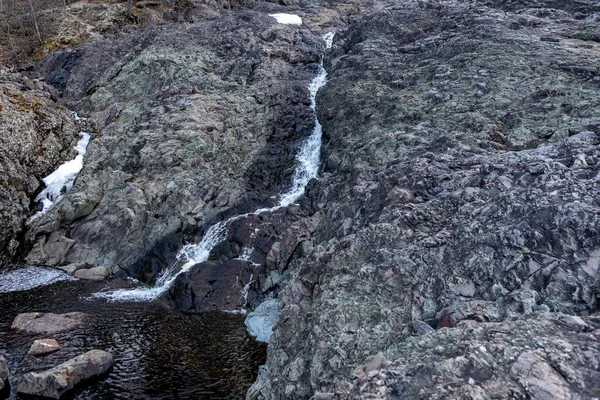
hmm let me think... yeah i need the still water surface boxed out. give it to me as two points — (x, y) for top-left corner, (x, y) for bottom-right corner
(0, 277), (265, 399)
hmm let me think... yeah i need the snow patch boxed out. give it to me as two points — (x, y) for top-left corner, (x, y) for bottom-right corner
(269, 13), (302, 25)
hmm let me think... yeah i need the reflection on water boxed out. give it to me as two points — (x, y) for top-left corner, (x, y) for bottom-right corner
(0, 278), (265, 399)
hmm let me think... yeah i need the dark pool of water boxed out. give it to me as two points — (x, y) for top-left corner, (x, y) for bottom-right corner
(0, 278), (266, 399)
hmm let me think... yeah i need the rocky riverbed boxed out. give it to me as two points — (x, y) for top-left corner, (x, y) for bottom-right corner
(0, 0), (599, 398)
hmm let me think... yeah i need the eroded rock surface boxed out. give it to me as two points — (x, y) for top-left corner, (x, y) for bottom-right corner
(11, 312), (88, 334)
(250, 1), (600, 398)
(341, 313), (600, 399)
(26, 12), (326, 280)
(0, 70), (79, 268)
(17, 349), (113, 399)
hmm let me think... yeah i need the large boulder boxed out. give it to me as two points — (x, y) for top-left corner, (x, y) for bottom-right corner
(11, 312), (87, 334)
(17, 349), (113, 399)
(168, 259), (255, 312)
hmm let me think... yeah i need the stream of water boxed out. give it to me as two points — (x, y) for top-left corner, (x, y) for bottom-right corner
(0, 280), (265, 399)
(93, 32), (335, 304)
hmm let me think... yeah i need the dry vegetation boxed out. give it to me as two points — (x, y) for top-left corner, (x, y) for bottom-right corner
(0, 0), (204, 64)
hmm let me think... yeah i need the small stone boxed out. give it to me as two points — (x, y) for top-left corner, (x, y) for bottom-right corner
(559, 315), (588, 331)
(57, 264), (78, 275)
(353, 353), (391, 378)
(28, 339), (61, 357)
(411, 320), (435, 335)
(311, 393), (334, 400)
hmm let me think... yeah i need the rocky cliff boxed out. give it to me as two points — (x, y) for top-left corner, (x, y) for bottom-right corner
(24, 11), (327, 280)
(1, 0), (599, 398)
(249, 0), (600, 398)
(0, 70), (79, 269)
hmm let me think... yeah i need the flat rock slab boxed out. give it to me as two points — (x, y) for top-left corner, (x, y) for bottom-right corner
(11, 312), (88, 334)
(73, 266), (111, 281)
(28, 339), (61, 357)
(0, 354), (8, 391)
(17, 350), (113, 399)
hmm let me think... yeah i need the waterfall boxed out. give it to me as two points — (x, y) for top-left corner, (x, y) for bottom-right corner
(93, 32), (334, 302)
(28, 113), (91, 222)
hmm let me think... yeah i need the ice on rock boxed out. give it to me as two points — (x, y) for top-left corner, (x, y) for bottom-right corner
(244, 298), (280, 343)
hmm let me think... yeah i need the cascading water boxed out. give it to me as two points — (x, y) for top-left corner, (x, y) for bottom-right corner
(28, 113), (91, 222)
(93, 32), (334, 303)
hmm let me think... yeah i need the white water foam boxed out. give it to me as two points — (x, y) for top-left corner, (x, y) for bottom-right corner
(93, 33), (335, 303)
(269, 13), (302, 25)
(29, 117), (91, 222)
(0, 266), (76, 293)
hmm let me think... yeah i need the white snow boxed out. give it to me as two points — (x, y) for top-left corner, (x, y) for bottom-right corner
(0, 266), (76, 293)
(244, 298), (280, 343)
(29, 129), (91, 222)
(269, 13), (302, 25)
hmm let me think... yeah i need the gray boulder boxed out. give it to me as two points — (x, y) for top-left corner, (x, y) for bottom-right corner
(17, 350), (113, 399)
(11, 312), (87, 334)
(73, 266), (111, 281)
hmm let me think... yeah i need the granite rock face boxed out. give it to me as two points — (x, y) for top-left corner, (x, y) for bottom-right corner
(17, 349), (113, 399)
(250, 1), (600, 398)
(0, 70), (79, 268)
(26, 12), (326, 279)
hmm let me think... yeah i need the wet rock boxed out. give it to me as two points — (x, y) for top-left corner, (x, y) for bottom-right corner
(0, 355), (7, 392)
(17, 349), (113, 399)
(168, 259), (255, 312)
(11, 312), (87, 334)
(27, 339), (62, 357)
(73, 265), (111, 281)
